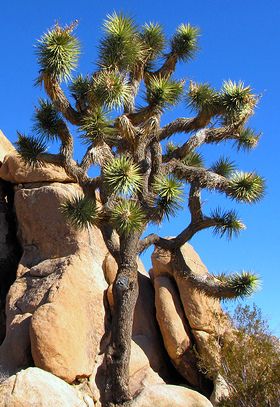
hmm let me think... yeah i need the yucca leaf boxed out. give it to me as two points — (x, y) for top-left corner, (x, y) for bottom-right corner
(153, 175), (183, 220)
(15, 132), (47, 166)
(181, 151), (204, 167)
(211, 208), (246, 239)
(228, 172), (265, 203)
(111, 199), (145, 234)
(221, 80), (257, 124)
(187, 81), (220, 115)
(165, 141), (178, 156)
(171, 23), (199, 61)
(79, 107), (115, 144)
(60, 195), (100, 229)
(216, 271), (261, 298)
(146, 75), (184, 108)
(33, 99), (63, 139)
(90, 69), (131, 110)
(36, 22), (80, 82)
(99, 12), (144, 70)
(103, 156), (143, 195)
(141, 22), (165, 59)
(235, 128), (260, 151)
(69, 74), (91, 100)
(211, 156), (236, 178)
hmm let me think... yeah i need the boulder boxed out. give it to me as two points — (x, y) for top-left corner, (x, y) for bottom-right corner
(0, 153), (74, 184)
(0, 182), (108, 383)
(151, 243), (231, 397)
(153, 274), (201, 387)
(131, 384), (213, 407)
(0, 130), (14, 163)
(0, 367), (94, 407)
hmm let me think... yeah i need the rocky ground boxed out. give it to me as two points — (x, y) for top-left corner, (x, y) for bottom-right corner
(0, 130), (230, 406)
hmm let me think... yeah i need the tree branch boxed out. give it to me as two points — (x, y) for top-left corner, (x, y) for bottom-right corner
(148, 53), (178, 79)
(41, 73), (82, 125)
(163, 122), (242, 161)
(172, 249), (249, 299)
(163, 159), (228, 192)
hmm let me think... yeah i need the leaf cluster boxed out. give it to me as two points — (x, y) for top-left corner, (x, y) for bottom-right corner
(171, 23), (199, 61)
(103, 156), (143, 195)
(36, 22), (80, 82)
(228, 172), (265, 203)
(33, 99), (63, 139)
(111, 199), (145, 235)
(211, 208), (245, 239)
(153, 175), (183, 220)
(146, 75), (184, 108)
(15, 133), (46, 166)
(79, 107), (115, 144)
(60, 195), (100, 229)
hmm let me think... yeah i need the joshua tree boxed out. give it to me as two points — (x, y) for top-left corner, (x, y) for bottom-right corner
(16, 13), (264, 406)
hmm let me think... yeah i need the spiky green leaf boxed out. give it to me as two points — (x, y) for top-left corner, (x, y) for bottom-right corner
(153, 175), (183, 220)
(235, 128), (260, 151)
(33, 99), (63, 139)
(228, 172), (265, 203)
(181, 151), (204, 167)
(141, 22), (165, 60)
(187, 81), (220, 115)
(69, 74), (91, 100)
(90, 69), (131, 110)
(60, 195), (99, 229)
(221, 80), (257, 124)
(211, 157), (236, 178)
(217, 271), (261, 298)
(165, 142), (178, 156)
(146, 75), (184, 108)
(111, 199), (145, 234)
(15, 133), (47, 166)
(211, 208), (246, 239)
(103, 156), (143, 195)
(171, 23), (199, 61)
(99, 12), (144, 70)
(36, 22), (80, 82)
(79, 107), (115, 144)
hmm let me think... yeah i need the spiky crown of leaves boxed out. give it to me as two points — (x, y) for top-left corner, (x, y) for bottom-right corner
(16, 13), (264, 297)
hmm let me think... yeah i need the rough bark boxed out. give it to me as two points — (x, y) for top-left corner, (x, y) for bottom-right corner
(105, 233), (140, 406)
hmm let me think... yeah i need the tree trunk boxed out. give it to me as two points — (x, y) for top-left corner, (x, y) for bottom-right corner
(105, 232), (140, 407)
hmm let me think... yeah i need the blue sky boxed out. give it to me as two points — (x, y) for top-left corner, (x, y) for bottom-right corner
(0, 0), (279, 334)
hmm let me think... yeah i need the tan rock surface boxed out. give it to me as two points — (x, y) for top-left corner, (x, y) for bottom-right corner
(151, 243), (230, 398)
(153, 274), (201, 387)
(30, 253), (107, 383)
(0, 152), (74, 184)
(0, 367), (94, 407)
(0, 130), (15, 163)
(0, 182), (108, 383)
(131, 384), (213, 407)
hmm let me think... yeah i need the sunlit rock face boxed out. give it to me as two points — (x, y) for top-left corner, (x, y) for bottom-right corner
(0, 130), (231, 406)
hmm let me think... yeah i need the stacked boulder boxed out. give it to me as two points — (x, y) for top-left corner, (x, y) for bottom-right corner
(0, 130), (230, 406)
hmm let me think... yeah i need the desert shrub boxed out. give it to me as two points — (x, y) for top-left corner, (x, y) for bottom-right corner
(199, 304), (280, 407)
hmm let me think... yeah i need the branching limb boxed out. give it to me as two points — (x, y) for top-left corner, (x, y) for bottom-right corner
(80, 141), (114, 172)
(147, 53), (178, 79)
(138, 234), (173, 253)
(163, 159), (228, 192)
(148, 140), (162, 187)
(188, 182), (203, 222)
(41, 73), (81, 125)
(172, 249), (260, 299)
(163, 122), (242, 161)
(159, 115), (212, 141)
